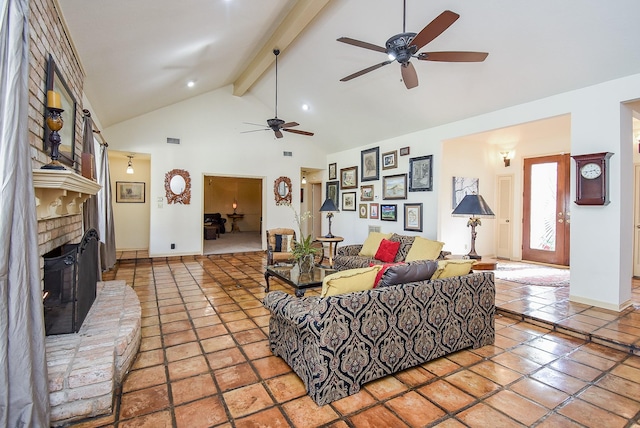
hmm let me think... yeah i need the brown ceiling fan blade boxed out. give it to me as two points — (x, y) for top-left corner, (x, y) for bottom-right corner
(281, 122), (300, 128)
(418, 51), (488, 62)
(401, 62), (418, 89)
(274, 130), (284, 138)
(337, 37), (386, 53)
(410, 10), (460, 51)
(340, 60), (393, 82)
(283, 128), (314, 136)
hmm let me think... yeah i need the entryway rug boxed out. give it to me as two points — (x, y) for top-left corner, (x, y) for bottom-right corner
(494, 260), (569, 287)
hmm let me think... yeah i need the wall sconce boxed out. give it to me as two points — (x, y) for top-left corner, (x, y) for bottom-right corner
(42, 90), (66, 170)
(301, 176), (307, 184)
(126, 155), (134, 174)
(500, 151), (511, 167)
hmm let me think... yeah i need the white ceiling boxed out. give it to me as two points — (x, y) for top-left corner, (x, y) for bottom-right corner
(58, 0), (640, 153)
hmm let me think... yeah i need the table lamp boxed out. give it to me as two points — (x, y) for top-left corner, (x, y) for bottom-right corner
(319, 198), (339, 238)
(451, 194), (495, 260)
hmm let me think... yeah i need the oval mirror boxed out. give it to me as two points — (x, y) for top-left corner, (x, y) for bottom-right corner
(170, 175), (186, 195)
(164, 169), (191, 204)
(274, 176), (292, 205)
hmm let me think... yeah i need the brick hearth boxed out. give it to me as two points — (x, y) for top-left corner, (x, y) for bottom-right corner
(45, 280), (141, 426)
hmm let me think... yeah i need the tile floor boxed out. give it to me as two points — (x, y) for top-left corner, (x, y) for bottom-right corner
(72, 252), (640, 427)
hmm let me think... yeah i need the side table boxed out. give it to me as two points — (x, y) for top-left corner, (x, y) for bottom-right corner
(226, 213), (244, 233)
(445, 254), (498, 270)
(316, 236), (344, 267)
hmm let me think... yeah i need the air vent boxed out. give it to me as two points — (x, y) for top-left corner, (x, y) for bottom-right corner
(167, 137), (180, 145)
(283, 151), (293, 157)
(368, 226), (381, 234)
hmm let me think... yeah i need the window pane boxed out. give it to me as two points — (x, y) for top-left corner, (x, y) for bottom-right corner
(529, 163), (557, 251)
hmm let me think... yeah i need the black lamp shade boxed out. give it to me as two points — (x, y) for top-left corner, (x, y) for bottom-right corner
(452, 194), (495, 217)
(320, 198), (339, 212)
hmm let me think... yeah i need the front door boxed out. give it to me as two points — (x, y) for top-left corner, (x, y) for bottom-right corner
(522, 154), (571, 265)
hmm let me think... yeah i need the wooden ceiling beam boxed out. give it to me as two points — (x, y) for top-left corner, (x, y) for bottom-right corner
(232, 0), (332, 97)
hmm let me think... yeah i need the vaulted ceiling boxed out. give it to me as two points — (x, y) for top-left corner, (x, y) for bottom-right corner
(57, 0), (640, 153)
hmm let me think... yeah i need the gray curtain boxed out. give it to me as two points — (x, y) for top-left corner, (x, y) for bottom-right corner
(96, 139), (117, 270)
(0, 0), (51, 426)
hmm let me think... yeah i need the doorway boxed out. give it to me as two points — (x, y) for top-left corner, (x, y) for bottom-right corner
(203, 175), (263, 254)
(522, 154), (571, 265)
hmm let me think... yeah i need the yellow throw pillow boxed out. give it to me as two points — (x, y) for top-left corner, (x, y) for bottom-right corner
(431, 259), (475, 279)
(321, 266), (382, 297)
(405, 236), (445, 261)
(358, 232), (393, 257)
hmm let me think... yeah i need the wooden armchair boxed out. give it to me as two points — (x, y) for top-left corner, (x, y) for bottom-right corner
(266, 228), (296, 266)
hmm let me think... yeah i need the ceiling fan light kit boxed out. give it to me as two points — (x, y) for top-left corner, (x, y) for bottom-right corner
(337, 6), (488, 89)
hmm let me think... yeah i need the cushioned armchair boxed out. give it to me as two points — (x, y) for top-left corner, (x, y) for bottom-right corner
(266, 228), (296, 265)
(204, 213), (227, 234)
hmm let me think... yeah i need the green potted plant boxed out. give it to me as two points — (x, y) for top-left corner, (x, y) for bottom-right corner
(288, 205), (318, 273)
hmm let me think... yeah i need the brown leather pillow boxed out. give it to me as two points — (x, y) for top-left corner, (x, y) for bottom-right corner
(377, 259), (439, 287)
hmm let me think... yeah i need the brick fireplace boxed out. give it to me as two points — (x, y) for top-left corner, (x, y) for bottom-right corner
(34, 170), (141, 425)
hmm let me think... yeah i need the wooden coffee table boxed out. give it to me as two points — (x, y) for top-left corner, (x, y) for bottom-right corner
(264, 264), (336, 297)
(445, 255), (498, 270)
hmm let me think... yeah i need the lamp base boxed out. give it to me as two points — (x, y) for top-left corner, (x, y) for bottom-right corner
(41, 161), (65, 170)
(324, 233), (335, 239)
(466, 252), (481, 260)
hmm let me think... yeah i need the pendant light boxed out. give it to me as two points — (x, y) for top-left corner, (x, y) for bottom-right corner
(126, 155), (134, 174)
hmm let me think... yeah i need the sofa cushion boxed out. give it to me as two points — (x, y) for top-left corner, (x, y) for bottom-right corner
(389, 234), (416, 262)
(377, 259), (439, 287)
(431, 259), (475, 279)
(358, 232), (393, 257)
(321, 266), (382, 297)
(371, 262), (405, 287)
(405, 236), (445, 261)
(275, 234), (293, 252)
(374, 239), (401, 263)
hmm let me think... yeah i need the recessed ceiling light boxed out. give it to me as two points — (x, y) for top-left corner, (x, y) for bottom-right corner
(302, 104), (309, 111)
(187, 81), (195, 88)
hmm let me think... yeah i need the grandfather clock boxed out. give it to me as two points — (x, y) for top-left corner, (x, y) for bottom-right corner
(571, 152), (613, 206)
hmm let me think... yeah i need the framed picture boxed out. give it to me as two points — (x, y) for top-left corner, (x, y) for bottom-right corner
(382, 150), (397, 170)
(359, 204), (368, 218)
(380, 204), (397, 221)
(360, 185), (374, 201)
(340, 166), (358, 189)
(404, 203), (423, 232)
(361, 147), (379, 181)
(44, 54), (77, 168)
(370, 203), (379, 219)
(452, 177), (479, 208)
(326, 180), (339, 209)
(116, 181), (145, 203)
(328, 162), (337, 180)
(382, 174), (407, 200)
(409, 155), (433, 192)
(400, 146), (410, 156)
(342, 192), (357, 211)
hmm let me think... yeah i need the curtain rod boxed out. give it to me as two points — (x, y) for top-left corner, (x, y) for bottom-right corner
(83, 109), (108, 147)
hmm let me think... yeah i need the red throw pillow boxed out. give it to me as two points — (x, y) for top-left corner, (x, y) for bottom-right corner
(371, 262), (405, 287)
(374, 239), (401, 263)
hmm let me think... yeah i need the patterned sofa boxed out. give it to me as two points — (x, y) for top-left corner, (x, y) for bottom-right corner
(333, 233), (450, 271)
(263, 271), (495, 405)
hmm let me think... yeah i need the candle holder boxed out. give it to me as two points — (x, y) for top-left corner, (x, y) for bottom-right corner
(42, 107), (66, 170)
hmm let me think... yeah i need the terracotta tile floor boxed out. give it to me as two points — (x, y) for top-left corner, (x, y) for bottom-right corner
(73, 253), (640, 427)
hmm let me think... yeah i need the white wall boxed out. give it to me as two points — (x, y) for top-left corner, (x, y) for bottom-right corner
(103, 85), (327, 256)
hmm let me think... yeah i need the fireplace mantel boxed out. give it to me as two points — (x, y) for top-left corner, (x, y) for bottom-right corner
(33, 169), (101, 220)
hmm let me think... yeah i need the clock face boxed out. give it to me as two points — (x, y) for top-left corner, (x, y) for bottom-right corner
(580, 162), (602, 179)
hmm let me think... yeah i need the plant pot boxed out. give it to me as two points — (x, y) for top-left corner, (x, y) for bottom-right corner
(297, 254), (315, 274)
